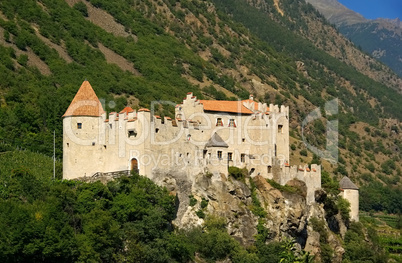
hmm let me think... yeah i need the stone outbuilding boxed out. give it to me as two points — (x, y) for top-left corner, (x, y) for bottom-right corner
(339, 176), (359, 222)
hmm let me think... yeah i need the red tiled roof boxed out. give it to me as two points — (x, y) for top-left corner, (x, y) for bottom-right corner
(63, 81), (105, 117)
(138, 108), (150, 112)
(199, 100), (253, 114)
(120, 106), (134, 114)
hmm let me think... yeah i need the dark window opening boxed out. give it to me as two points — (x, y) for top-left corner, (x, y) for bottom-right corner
(131, 158), (139, 174)
(77, 123), (82, 129)
(228, 152), (233, 161)
(128, 130), (137, 137)
(228, 119), (236, 127)
(241, 154), (245, 162)
(216, 118), (223, 126)
(217, 151), (222, 159)
(278, 125), (283, 133)
(155, 128), (159, 133)
(268, 166), (272, 173)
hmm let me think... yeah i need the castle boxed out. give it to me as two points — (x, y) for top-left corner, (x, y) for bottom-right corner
(63, 80), (352, 208)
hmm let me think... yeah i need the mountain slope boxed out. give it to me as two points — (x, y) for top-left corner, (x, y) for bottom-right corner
(306, 0), (402, 77)
(0, 0), (400, 215)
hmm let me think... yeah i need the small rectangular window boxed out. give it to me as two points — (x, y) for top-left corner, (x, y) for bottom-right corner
(278, 125), (283, 133)
(268, 166), (272, 173)
(77, 123), (82, 129)
(228, 152), (233, 161)
(216, 118), (223, 126)
(128, 130), (137, 137)
(228, 119), (236, 127)
(241, 154), (245, 163)
(217, 151), (222, 159)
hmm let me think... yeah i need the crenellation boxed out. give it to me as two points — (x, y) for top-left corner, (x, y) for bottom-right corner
(63, 81), (353, 207)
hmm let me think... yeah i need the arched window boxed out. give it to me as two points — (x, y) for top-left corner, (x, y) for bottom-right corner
(131, 158), (139, 174)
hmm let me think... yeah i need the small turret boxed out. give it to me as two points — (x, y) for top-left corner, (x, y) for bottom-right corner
(339, 176), (359, 222)
(63, 80), (105, 179)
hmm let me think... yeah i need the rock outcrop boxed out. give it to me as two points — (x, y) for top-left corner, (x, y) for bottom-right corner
(151, 170), (345, 261)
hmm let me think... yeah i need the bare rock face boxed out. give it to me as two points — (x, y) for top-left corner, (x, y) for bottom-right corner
(151, 170), (343, 259)
(152, 169), (258, 246)
(253, 176), (308, 241)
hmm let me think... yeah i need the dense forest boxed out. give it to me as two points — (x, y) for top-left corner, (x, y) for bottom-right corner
(0, 148), (393, 262)
(0, 0), (401, 261)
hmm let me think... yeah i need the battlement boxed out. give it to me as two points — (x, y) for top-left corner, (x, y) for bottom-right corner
(63, 81), (316, 204)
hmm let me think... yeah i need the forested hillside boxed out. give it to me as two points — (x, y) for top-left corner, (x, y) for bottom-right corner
(0, 146), (392, 262)
(0, 0), (401, 260)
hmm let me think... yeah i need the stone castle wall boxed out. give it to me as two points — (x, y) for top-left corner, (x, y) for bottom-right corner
(63, 91), (322, 204)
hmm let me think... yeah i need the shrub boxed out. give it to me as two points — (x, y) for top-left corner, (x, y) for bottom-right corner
(73, 2), (88, 17)
(300, 149), (308, 156)
(228, 166), (247, 181)
(337, 197), (351, 224)
(196, 209), (205, 218)
(200, 198), (209, 209)
(189, 195), (197, 206)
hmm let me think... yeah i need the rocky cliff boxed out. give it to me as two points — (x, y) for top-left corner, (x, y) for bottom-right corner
(150, 170), (345, 262)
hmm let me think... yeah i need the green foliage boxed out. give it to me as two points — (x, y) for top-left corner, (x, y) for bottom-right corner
(279, 238), (315, 263)
(360, 181), (402, 214)
(249, 178), (267, 218)
(266, 179), (298, 194)
(381, 159), (396, 175)
(196, 209), (206, 218)
(300, 149), (308, 156)
(189, 194), (197, 206)
(337, 197), (351, 224)
(343, 222), (388, 263)
(228, 166), (248, 181)
(201, 197), (209, 209)
(73, 2), (88, 17)
(0, 172), (181, 262)
(309, 217), (332, 262)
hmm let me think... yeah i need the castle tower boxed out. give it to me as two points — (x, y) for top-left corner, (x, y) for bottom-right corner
(63, 80), (105, 179)
(339, 176), (359, 222)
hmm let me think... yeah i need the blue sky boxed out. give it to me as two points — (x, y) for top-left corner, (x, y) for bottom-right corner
(338, 0), (402, 19)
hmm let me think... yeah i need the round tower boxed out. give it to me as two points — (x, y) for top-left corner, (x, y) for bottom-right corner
(339, 176), (359, 222)
(62, 80), (105, 179)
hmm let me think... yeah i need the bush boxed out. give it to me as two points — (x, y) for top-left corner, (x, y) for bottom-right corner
(189, 195), (197, 206)
(300, 149), (308, 156)
(73, 2), (88, 17)
(337, 197), (351, 224)
(200, 198), (209, 209)
(196, 209), (205, 218)
(228, 166), (247, 181)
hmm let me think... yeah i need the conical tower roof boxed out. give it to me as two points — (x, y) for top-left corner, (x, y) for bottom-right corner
(205, 133), (229, 148)
(339, 176), (359, 190)
(63, 80), (104, 117)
